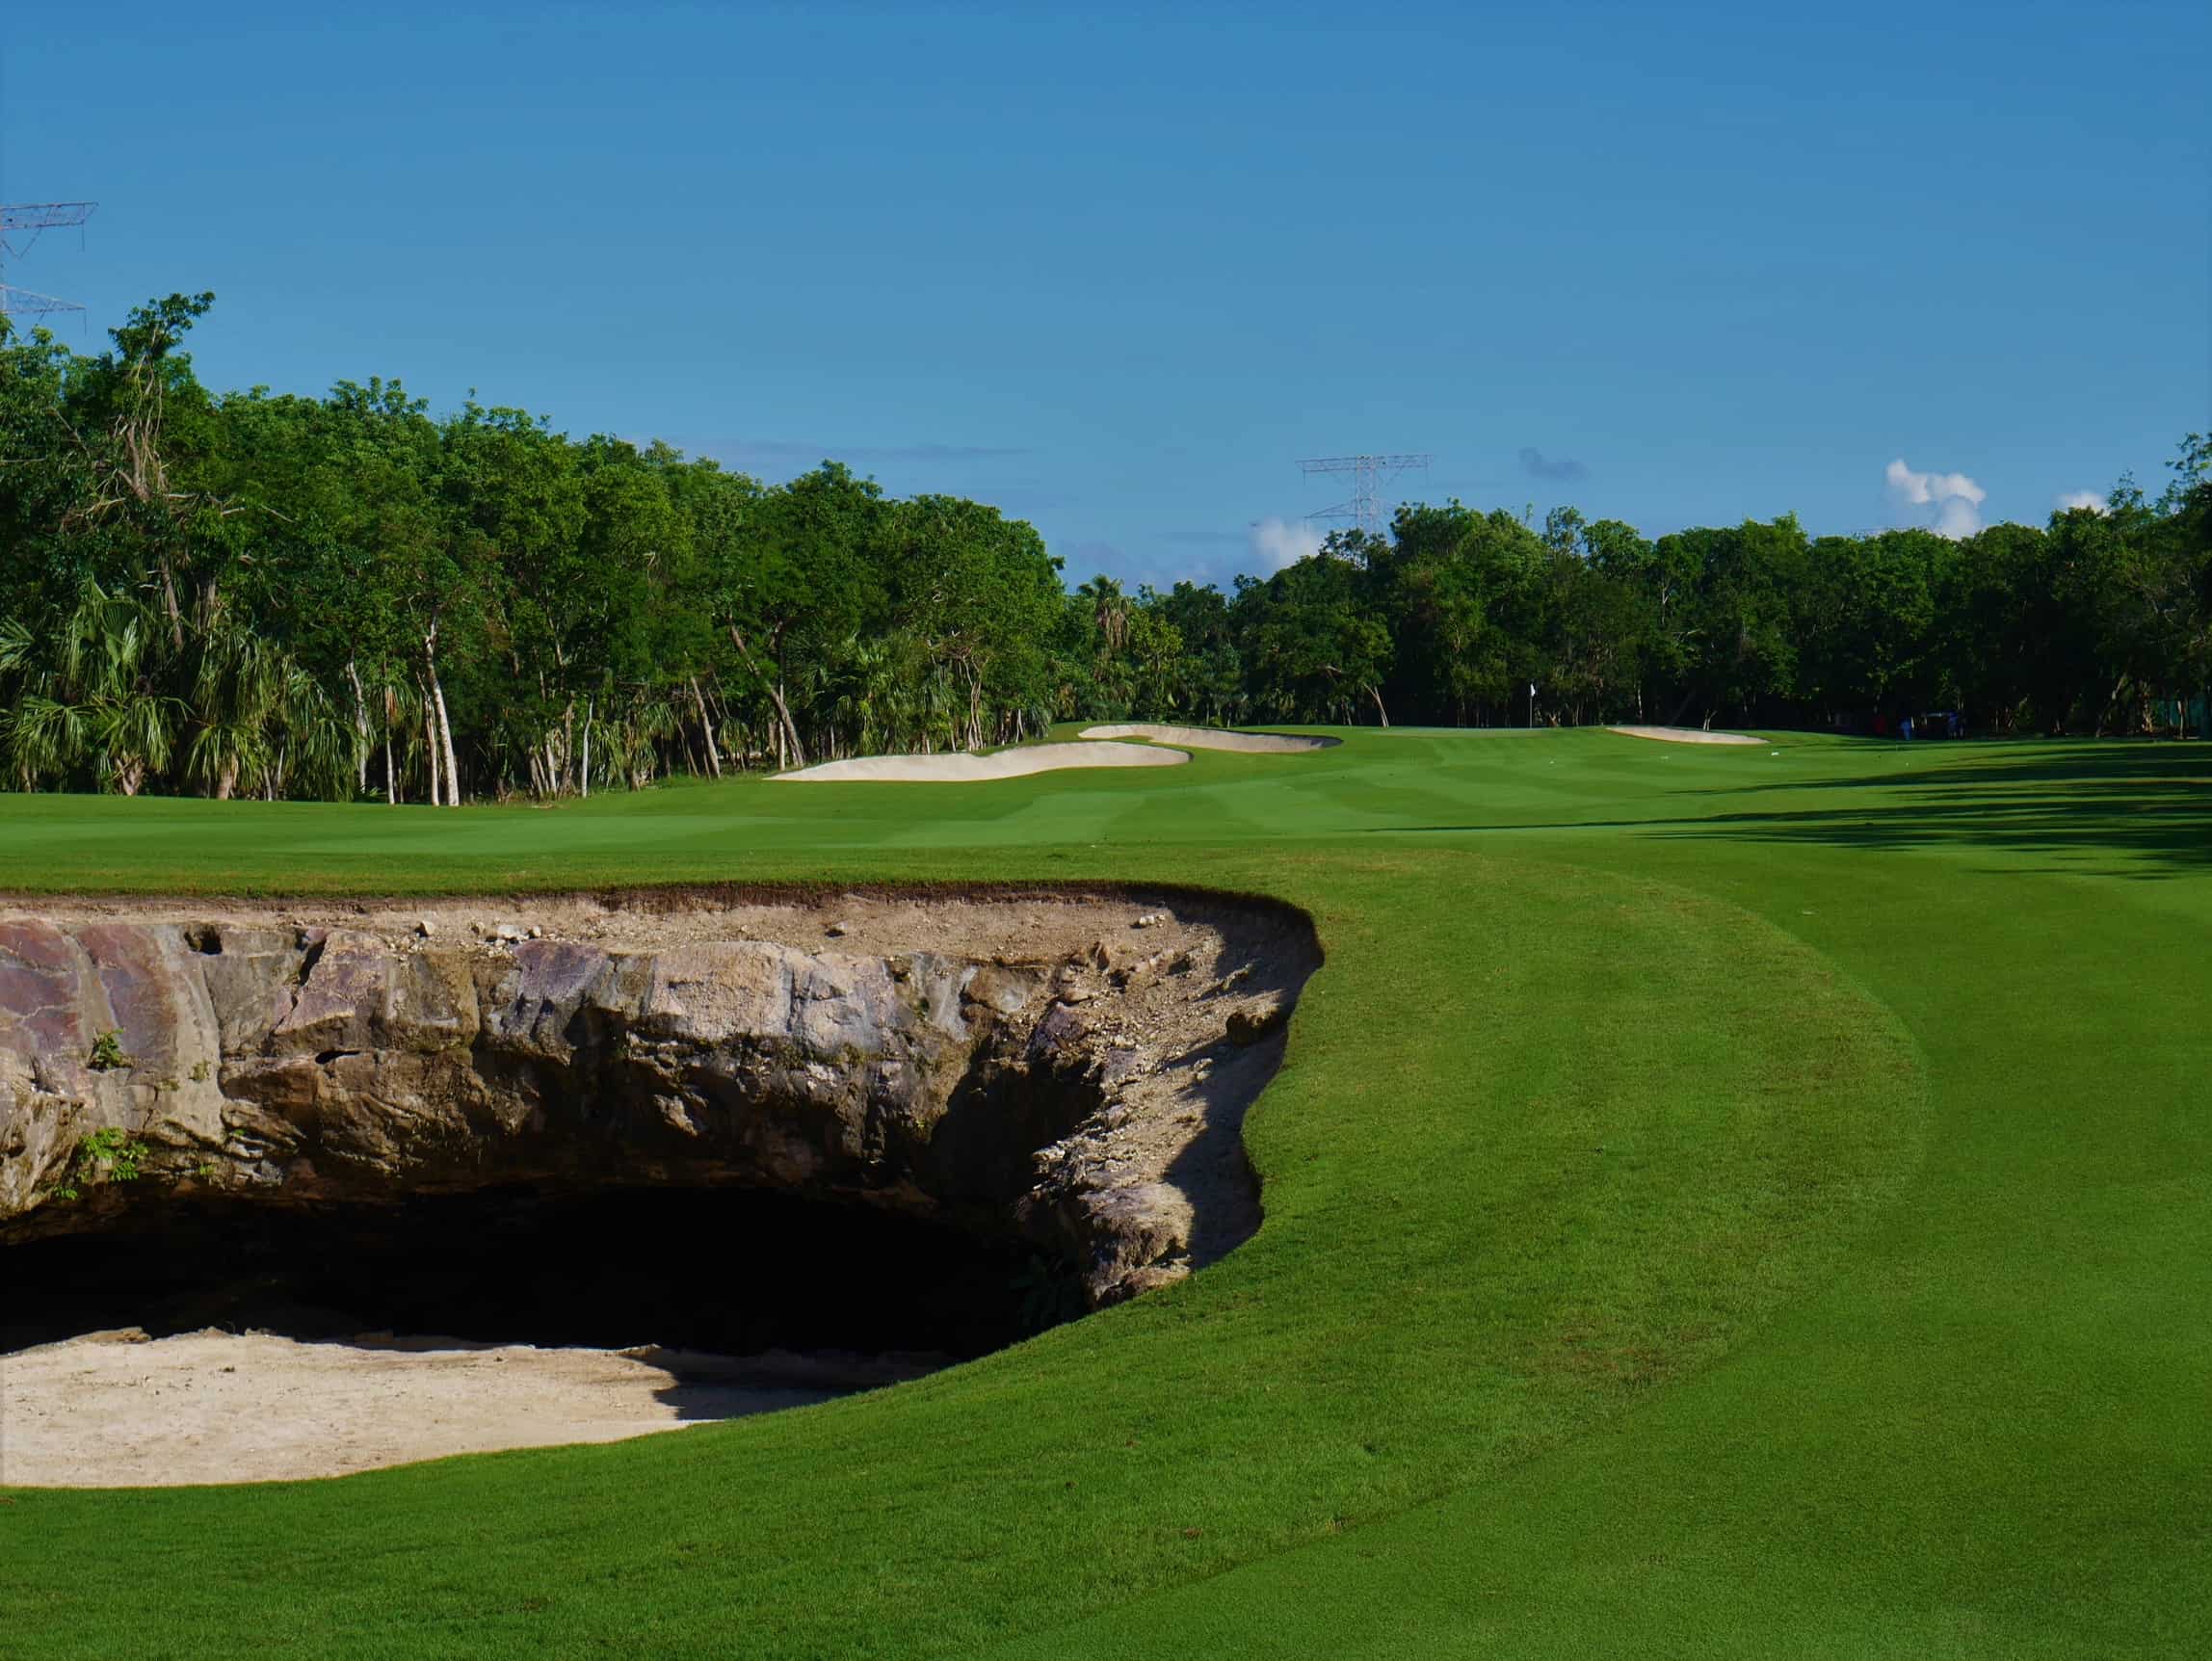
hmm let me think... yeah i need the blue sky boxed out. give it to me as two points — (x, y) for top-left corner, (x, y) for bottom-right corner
(2, 1), (2204, 589)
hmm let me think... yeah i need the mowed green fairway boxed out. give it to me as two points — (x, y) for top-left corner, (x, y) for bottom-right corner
(2, 728), (2206, 1658)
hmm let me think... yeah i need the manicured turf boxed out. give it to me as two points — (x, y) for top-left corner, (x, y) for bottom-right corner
(2, 728), (2205, 1658)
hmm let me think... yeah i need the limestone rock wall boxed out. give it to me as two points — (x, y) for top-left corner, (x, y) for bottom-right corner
(0, 898), (1312, 1306)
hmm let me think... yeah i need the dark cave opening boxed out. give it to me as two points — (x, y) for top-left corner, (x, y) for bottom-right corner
(0, 1186), (1067, 1360)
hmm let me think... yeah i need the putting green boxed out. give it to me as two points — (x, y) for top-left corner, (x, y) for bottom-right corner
(2, 726), (2204, 1659)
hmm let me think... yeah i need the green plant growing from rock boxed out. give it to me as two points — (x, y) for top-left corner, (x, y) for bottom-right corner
(87, 1029), (131, 1071)
(1012, 1252), (1089, 1334)
(54, 1126), (152, 1201)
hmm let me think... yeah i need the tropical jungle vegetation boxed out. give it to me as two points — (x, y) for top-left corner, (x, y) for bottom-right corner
(2, 295), (2205, 803)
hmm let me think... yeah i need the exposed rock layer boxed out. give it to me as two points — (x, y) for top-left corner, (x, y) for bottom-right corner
(0, 892), (1316, 1308)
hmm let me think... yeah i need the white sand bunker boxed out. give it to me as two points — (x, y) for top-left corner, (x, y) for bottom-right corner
(1080, 723), (1339, 754)
(1607, 725), (1764, 747)
(775, 740), (1190, 782)
(0, 1328), (942, 1486)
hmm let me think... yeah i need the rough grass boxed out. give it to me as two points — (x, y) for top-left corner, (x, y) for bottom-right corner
(1, 727), (2205, 1658)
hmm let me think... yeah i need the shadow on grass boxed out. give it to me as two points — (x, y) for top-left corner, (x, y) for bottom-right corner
(1375, 742), (2212, 877)
(1662, 742), (2212, 875)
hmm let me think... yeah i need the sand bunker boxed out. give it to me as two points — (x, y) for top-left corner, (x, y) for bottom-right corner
(0, 1328), (942, 1486)
(1079, 724), (1339, 754)
(1607, 725), (1764, 747)
(775, 741), (1189, 782)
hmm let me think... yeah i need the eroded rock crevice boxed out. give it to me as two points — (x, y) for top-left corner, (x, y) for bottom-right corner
(0, 890), (1319, 1340)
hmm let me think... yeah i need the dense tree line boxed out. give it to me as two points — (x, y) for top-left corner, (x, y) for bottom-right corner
(1198, 466), (2207, 736)
(0, 297), (1066, 801)
(2, 296), (2205, 802)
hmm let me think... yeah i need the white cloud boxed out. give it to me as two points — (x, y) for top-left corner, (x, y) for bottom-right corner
(1248, 515), (1327, 573)
(2054, 489), (2109, 515)
(1932, 496), (1982, 538)
(1885, 457), (1987, 539)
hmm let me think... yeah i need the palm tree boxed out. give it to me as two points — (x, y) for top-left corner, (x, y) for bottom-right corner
(1078, 576), (1131, 656)
(40, 579), (182, 795)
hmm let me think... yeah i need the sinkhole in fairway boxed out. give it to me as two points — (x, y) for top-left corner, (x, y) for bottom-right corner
(0, 886), (1319, 1482)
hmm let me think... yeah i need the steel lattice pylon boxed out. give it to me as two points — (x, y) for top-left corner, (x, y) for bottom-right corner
(0, 200), (96, 322)
(1295, 453), (1433, 537)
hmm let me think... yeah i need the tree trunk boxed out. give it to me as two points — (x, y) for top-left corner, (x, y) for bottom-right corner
(344, 660), (370, 795)
(1366, 684), (1391, 727)
(580, 699), (592, 799)
(727, 626), (806, 768)
(422, 683), (441, 808)
(155, 555), (186, 654)
(701, 672), (732, 750)
(382, 686), (400, 804)
(690, 677), (722, 778)
(2093, 674), (2127, 738)
(430, 668), (461, 805)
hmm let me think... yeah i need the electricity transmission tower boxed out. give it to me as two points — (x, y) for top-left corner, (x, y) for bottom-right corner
(0, 200), (96, 322)
(1296, 453), (1433, 537)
